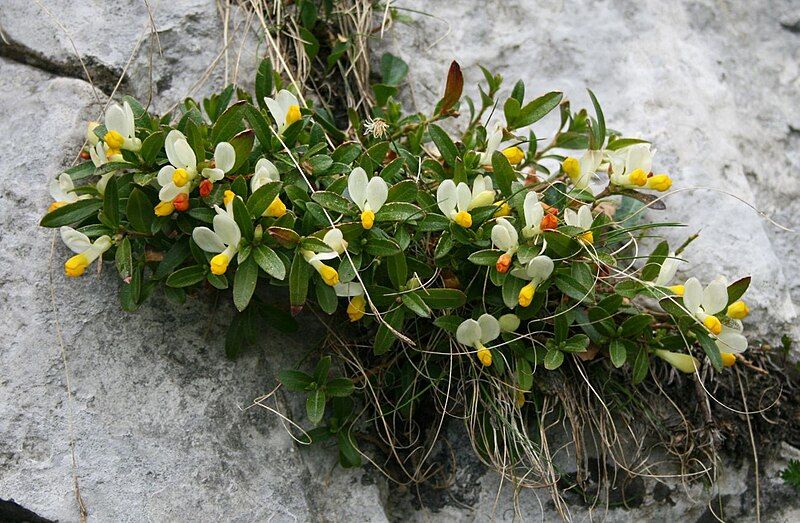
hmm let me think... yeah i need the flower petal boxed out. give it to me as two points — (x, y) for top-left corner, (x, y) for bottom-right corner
(456, 182), (472, 212)
(683, 277), (703, 313)
(366, 176), (388, 211)
(334, 282), (364, 297)
(577, 205), (593, 229)
(165, 130), (186, 167)
(523, 191), (541, 228)
(478, 313), (500, 343)
(491, 222), (512, 251)
(276, 89), (299, 113)
(436, 179), (457, 215)
(173, 138), (196, 170)
(213, 213), (241, 248)
(60, 226), (92, 253)
(214, 142), (235, 173)
(202, 167), (225, 182)
(192, 227), (226, 253)
(264, 97), (284, 127)
(702, 280), (729, 315)
(323, 228), (347, 254)
(563, 208), (578, 227)
(157, 165), (176, 186)
(456, 319), (481, 346)
(159, 182), (180, 202)
(123, 101), (136, 137)
(347, 167), (368, 209)
(527, 255), (554, 282)
(716, 328), (748, 354)
(105, 103), (127, 135)
(655, 254), (679, 286)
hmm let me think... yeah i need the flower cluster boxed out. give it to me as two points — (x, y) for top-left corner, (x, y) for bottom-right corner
(41, 58), (752, 449)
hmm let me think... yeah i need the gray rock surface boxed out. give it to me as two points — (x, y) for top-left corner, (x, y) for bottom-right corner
(1, 0), (799, 521)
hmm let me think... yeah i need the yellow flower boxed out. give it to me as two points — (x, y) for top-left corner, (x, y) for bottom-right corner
(646, 174), (672, 192)
(513, 256), (554, 308)
(347, 167), (388, 230)
(726, 300), (749, 319)
(502, 146), (525, 165)
(494, 202), (512, 217)
(721, 352), (737, 367)
(437, 177), (495, 227)
(59, 227), (112, 278)
(210, 253), (230, 275)
(265, 197), (287, 218)
(456, 314), (500, 367)
(154, 201), (175, 216)
(104, 130), (125, 150)
(703, 315), (722, 335)
(454, 210), (472, 228)
(347, 294), (366, 322)
(654, 349), (699, 373)
(668, 284), (685, 296)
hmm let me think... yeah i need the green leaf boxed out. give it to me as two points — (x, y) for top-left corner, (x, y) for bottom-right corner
(562, 334), (589, 353)
(659, 296), (688, 317)
(726, 276), (751, 305)
(386, 180), (418, 203)
(314, 356), (331, 384)
(641, 240), (669, 281)
(609, 338), (627, 368)
(153, 239), (191, 279)
(255, 58), (274, 110)
(502, 275), (526, 309)
(337, 430), (362, 468)
(386, 252), (407, 289)
(517, 357), (533, 391)
(140, 131), (165, 165)
(620, 314), (653, 337)
(511, 91), (563, 129)
(555, 274), (591, 302)
(166, 265), (207, 287)
(126, 188), (154, 233)
(365, 237), (401, 257)
(207, 272), (228, 289)
(40, 199), (102, 228)
(491, 151), (516, 197)
(631, 345), (650, 384)
(401, 291), (431, 318)
(468, 249), (502, 266)
(316, 280), (338, 314)
(375, 202), (423, 222)
(225, 308), (257, 359)
(247, 181), (282, 217)
(62, 161), (97, 182)
(290, 249), (311, 308)
(433, 315), (463, 334)
(211, 100), (246, 143)
(115, 237), (133, 280)
(243, 104), (272, 149)
(279, 369), (314, 392)
(419, 288), (467, 309)
(380, 52), (409, 86)
(228, 129), (254, 172)
(233, 256), (258, 311)
(374, 307), (406, 355)
(503, 97), (521, 127)
(606, 137), (649, 151)
(253, 245), (285, 280)
(695, 328), (723, 371)
(429, 124), (458, 165)
(587, 89), (606, 149)
(544, 348), (564, 370)
(299, 26), (319, 59)
(306, 389), (326, 424)
(311, 191), (352, 214)
(232, 197), (254, 241)
(326, 378), (355, 397)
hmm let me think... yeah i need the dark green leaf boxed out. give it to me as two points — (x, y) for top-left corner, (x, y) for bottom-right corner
(233, 256), (258, 311)
(306, 389), (326, 424)
(40, 199), (102, 228)
(429, 124), (458, 165)
(166, 265), (206, 287)
(126, 188), (154, 233)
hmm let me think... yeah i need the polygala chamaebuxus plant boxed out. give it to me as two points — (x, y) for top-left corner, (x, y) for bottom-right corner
(41, 54), (755, 504)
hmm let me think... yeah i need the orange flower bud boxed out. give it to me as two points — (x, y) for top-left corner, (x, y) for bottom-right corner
(173, 193), (190, 212)
(540, 214), (558, 231)
(496, 253), (512, 273)
(199, 179), (213, 198)
(80, 150), (91, 160)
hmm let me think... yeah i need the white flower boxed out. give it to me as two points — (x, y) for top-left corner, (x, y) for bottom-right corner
(436, 176), (495, 228)
(564, 204), (594, 244)
(157, 130), (197, 204)
(682, 277), (748, 357)
(521, 191), (545, 239)
(456, 313), (501, 366)
(491, 217), (519, 253)
(301, 228), (348, 287)
(654, 253), (680, 286)
(347, 167), (388, 230)
(251, 158), (287, 218)
(104, 101), (141, 152)
(49, 173), (90, 212)
(561, 150), (605, 193)
(201, 142), (236, 183)
(511, 255), (554, 307)
(192, 198), (242, 276)
(60, 226), (112, 277)
(607, 143), (672, 192)
(264, 89), (302, 134)
(479, 124), (504, 165)
(88, 141), (121, 167)
(363, 117), (389, 139)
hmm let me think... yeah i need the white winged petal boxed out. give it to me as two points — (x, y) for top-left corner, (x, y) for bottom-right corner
(252, 159), (280, 192)
(105, 103), (127, 135)
(348, 167), (368, 209)
(334, 282), (364, 297)
(437, 179), (457, 215)
(201, 167), (225, 182)
(159, 183), (181, 202)
(492, 218), (517, 251)
(165, 130), (185, 167)
(213, 214), (241, 247)
(172, 139), (196, 170)
(702, 280), (729, 315)
(192, 227), (226, 253)
(563, 208), (578, 227)
(157, 165), (176, 186)
(366, 177), (388, 211)
(323, 228), (347, 254)
(477, 314), (501, 344)
(526, 255), (554, 282)
(523, 191), (542, 228)
(577, 205), (593, 229)
(60, 226), (92, 253)
(655, 254), (679, 286)
(683, 277), (703, 313)
(716, 329), (748, 354)
(456, 183), (472, 212)
(214, 142), (236, 172)
(456, 319), (481, 346)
